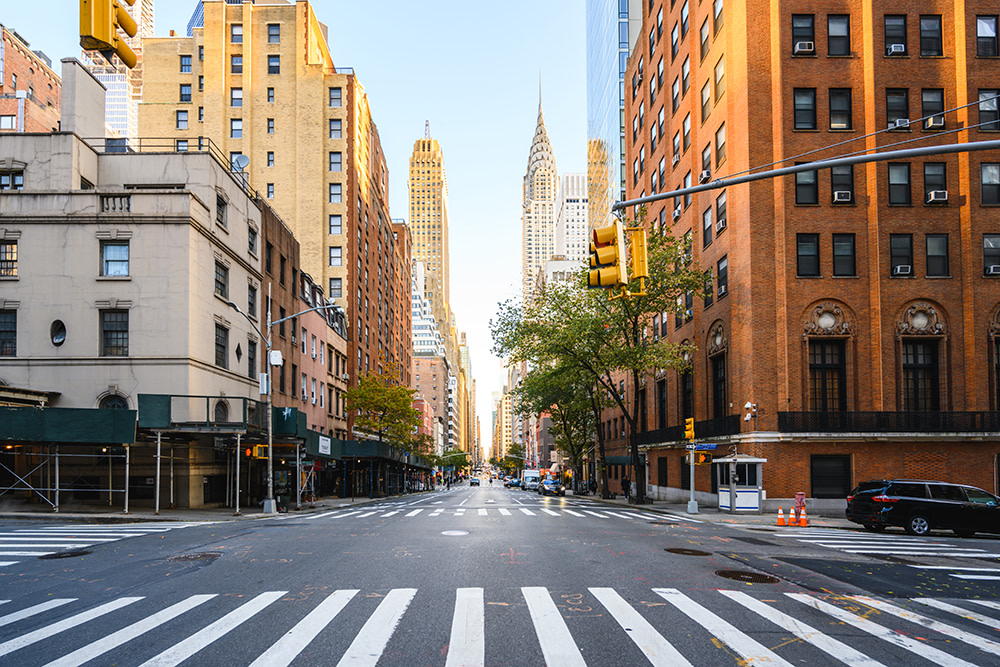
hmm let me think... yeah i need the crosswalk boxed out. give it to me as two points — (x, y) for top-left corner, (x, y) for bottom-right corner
(3, 585), (1000, 665)
(771, 527), (1000, 559)
(0, 522), (211, 568)
(301, 505), (702, 523)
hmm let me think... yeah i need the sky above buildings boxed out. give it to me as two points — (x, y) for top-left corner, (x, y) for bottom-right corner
(2, 1), (588, 436)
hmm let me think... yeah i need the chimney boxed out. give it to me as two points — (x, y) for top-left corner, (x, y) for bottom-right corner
(59, 58), (106, 142)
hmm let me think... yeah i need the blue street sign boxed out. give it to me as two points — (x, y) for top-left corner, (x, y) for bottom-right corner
(688, 443), (717, 450)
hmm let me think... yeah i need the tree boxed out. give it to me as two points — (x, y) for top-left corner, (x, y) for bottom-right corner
(344, 362), (424, 453)
(492, 209), (705, 503)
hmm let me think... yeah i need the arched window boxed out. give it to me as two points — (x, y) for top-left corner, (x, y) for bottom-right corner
(99, 394), (128, 410)
(214, 400), (230, 423)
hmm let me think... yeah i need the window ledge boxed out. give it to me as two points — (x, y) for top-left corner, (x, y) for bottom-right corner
(795, 203), (821, 207)
(796, 275), (823, 279)
(888, 203), (914, 207)
(0, 276), (19, 281)
(925, 275), (952, 279)
(97, 276), (132, 281)
(793, 128), (821, 133)
(832, 275), (860, 279)
(826, 54), (855, 58)
(828, 128), (855, 132)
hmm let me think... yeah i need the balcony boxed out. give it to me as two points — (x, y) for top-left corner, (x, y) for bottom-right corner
(637, 414), (741, 445)
(778, 411), (1000, 434)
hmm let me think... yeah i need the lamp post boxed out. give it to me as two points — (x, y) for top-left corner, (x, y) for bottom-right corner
(226, 284), (341, 514)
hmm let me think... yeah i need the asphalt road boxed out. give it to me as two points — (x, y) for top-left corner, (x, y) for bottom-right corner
(3, 483), (1000, 666)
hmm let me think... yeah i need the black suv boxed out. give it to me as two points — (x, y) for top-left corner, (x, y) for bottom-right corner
(846, 479), (1000, 537)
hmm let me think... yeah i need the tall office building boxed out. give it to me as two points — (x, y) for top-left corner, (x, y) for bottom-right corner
(586, 0), (642, 230)
(617, 1), (1000, 506)
(139, 0), (412, 389)
(81, 0), (154, 143)
(522, 96), (558, 302)
(408, 129), (450, 324)
(555, 173), (589, 263)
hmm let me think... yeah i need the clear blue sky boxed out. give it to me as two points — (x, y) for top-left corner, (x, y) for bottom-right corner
(1, 1), (588, 440)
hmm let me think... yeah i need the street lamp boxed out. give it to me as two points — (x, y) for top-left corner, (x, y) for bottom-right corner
(226, 283), (341, 514)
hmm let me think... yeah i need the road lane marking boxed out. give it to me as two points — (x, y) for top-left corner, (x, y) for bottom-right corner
(405, 509), (423, 517)
(139, 591), (286, 667)
(380, 511), (400, 517)
(430, 510), (444, 516)
(518, 509), (536, 516)
(787, 593), (978, 667)
(654, 588), (794, 667)
(0, 563), (15, 567)
(250, 590), (359, 667)
(336, 588), (416, 667)
(45, 594), (217, 667)
(445, 588), (484, 667)
(498, 509), (511, 516)
(909, 565), (1000, 571)
(0, 597), (143, 658)
(301, 510), (340, 520)
(583, 511), (608, 518)
(562, 509), (585, 517)
(719, 590), (884, 667)
(355, 512), (377, 518)
(540, 509), (560, 516)
(477, 509), (488, 516)
(590, 587), (692, 666)
(0, 551), (57, 556)
(913, 598), (1000, 631)
(522, 587), (586, 667)
(0, 599), (76, 629)
(952, 574), (1000, 580)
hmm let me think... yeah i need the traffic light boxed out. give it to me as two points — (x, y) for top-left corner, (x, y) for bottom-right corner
(251, 445), (268, 459)
(80, 0), (138, 69)
(588, 221), (626, 288)
(684, 417), (695, 440)
(684, 452), (711, 465)
(629, 227), (648, 280)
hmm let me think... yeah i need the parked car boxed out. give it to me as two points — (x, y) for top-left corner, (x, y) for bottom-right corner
(504, 478), (521, 488)
(469, 477), (480, 486)
(539, 478), (566, 497)
(846, 479), (1000, 537)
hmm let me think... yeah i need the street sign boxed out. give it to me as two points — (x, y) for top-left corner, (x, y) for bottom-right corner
(685, 443), (717, 450)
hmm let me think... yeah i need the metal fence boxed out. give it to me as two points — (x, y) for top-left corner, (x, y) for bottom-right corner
(778, 411), (1000, 433)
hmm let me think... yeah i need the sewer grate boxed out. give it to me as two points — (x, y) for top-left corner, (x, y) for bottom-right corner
(166, 552), (222, 562)
(38, 550), (91, 560)
(715, 570), (780, 584)
(665, 548), (712, 556)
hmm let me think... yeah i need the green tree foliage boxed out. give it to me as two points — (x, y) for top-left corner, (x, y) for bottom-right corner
(344, 362), (426, 454)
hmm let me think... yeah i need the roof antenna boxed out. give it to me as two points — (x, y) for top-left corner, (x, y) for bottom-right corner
(425, 120), (430, 139)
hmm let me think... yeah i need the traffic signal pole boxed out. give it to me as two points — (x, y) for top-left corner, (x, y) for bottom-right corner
(684, 417), (697, 514)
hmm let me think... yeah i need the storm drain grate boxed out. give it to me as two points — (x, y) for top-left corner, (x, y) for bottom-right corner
(715, 570), (780, 584)
(665, 548), (712, 556)
(38, 550), (91, 560)
(166, 552), (222, 562)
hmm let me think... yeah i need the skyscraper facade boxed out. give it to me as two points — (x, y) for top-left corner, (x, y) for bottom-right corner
(522, 97), (558, 302)
(408, 131), (450, 323)
(555, 173), (589, 264)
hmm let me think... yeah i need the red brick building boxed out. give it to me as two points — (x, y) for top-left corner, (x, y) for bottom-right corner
(0, 26), (60, 138)
(616, 0), (1000, 510)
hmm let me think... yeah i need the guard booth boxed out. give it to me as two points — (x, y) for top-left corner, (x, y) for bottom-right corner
(713, 454), (767, 514)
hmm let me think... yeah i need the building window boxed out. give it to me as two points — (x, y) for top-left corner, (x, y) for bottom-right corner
(198, 107), (203, 122)
(681, 57), (691, 94)
(829, 88), (852, 129)
(795, 167), (819, 204)
(703, 207), (713, 247)
(794, 88), (817, 129)
(902, 340), (939, 411)
(329, 152), (342, 172)
(978, 16), (999, 57)
(888, 163), (911, 204)
(829, 165), (854, 204)
(716, 190), (727, 230)
(811, 455), (851, 498)
(231, 55), (242, 74)
(715, 124), (726, 165)
(671, 23), (679, 58)
(329, 118), (342, 139)
(330, 277), (342, 298)
(700, 18), (710, 60)
(920, 15), (943, 56)
(886, 89), (909, 126)
(926, 234), (949, 276)
(179, 84), (192, 103)
(266, 183), (274, 198)
(231, 23), (243, 43)
(701, 81), (711, 122)
(329, 183), (342, 203)
(268, 55), (280, 74)
(0, 309), (15, 356)
(268, 23), (280, 43)
(0, 241), (17, 277)
(713, 0), (724, 33)
(832, 233), (856, 276)
(714, 57), (725, 100)
(792, 14), (814, 51)
(230, 118), (242, 138)
(890, 234), (913, 275)
(230, 88), (242, 107)
(101, 310), (129, 357)
(248, 226), (258, 255)
(267, 151), (274, 167)
(703, 270), (714, 307)
(0, 115), (15, 130)
(980, 90), (1000, 130)
(329, 87), (342, 107)
(248, 339), (257, 379)
(923, 162), (947, 201)
(101, 241), (129, 277)
(983, 163), (1000, 204)
(671, 77), (680, 112)
(267, 87), (275, 103)
(176, 110), (188, 130)
(681, 114), (691, 151)
(329, 214), (342, 235)
(984, 234), (1000, 275)
(717, 255), (728, 295)
(214, 261), (229, 298)
(797, 234), (820, 276)
(809, 340), (846, 411)
(828, 15), (850, 55)
(215, 323), (229, 369)
(176, 139), (188, 152)
(922, 89), (945, 128)
(329, 246), (342, 267)
(180, 55), (191, 73)
(711, 353), (727, 418)
(885, 15), (907, 55)
(267, 118), (274, 134)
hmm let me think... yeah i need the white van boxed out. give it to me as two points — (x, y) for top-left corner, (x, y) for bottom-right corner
(522, 469), (540, 491)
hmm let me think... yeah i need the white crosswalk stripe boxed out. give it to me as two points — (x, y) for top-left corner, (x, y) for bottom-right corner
(312, 506), (700, 525)
(771, 527), (996, 558)
(5, 586), (1000, 665)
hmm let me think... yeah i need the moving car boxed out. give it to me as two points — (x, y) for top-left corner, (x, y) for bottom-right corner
(522, 469), (541, 491)
(846, 479), (1000, 537)
(539, 478), (566, 497)
(504, 478), (521, 488)
(469, 477), (480, 486)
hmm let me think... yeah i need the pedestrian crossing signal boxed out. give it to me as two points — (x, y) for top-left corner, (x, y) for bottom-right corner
(250, 445), (268, 459)
(685, 452), (711, 465)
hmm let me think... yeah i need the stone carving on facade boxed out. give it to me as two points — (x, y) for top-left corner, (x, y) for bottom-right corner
(989, 308), (1000, 341)
(802, 302), (854, 338)
(896, 302), (946, 338)
(707, 323), (728, 356)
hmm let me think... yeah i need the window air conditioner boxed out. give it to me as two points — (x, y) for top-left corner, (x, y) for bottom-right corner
(893, 264), (912, 276)
(715, 218), (727, 232)
(887, 43), (905, 55)
(672, 208), (682, 221)
(718, 285), (728, 296)
(341, 373), (350, 381)
(699, 169), (711, 184)
(672, 154), (680, 166)
(925, 116), (944, 129)
(291, 334), (297, 343)
(311, 397), (317, 405)
(987, 265), (1000, 275)
(793, 41), (814, 55)
(927, 190), (948, 203)
(312, 352), (317, 359)
(833, 190), (852, 203)
(301, 391), (308, 401)
(889, 118), (910, 130)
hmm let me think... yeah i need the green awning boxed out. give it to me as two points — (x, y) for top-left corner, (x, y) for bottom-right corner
(0, 407), (137, 444)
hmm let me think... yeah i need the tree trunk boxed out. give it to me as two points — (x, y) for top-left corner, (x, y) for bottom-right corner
(630, 368), (645, 504)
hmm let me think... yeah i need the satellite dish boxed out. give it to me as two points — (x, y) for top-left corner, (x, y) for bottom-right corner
(232, 154), (250, 171)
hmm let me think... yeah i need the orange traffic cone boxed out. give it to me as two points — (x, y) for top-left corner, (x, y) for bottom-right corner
(776, 508), (786, 526)
(798, 507), (808, 527)
(788, 507), (797, 526)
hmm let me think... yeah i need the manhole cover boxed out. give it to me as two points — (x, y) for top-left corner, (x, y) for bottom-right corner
(166, 552), (222, 562)
(38, 550), (91, 560)
(441, 530), (469, 536)
(665, 548), (712, 556)
(715, 570), (780, 584)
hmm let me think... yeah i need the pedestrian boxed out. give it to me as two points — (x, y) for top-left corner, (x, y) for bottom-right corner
(588, 478), (598, 496)
(621, 475), (631, 502)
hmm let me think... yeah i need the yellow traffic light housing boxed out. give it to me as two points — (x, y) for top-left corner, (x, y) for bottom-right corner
(252, 445), (268, 459)
(629, 227), (648, 280)
(588, 221), (626, 288)
(684, 417), (695, 440)
(684, 452), (711, 465)
(80, 0), (138, 69)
